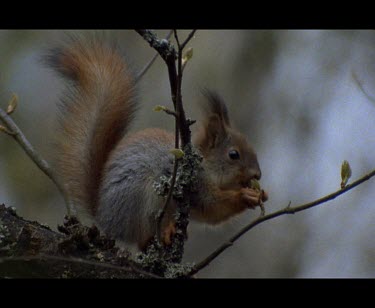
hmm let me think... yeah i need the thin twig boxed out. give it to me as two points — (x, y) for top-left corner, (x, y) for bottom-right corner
(0, 255), (162, 279)
(188, 168), (375, 276)
(135, 30), (173, 84)
(163, 108), (177, 117)
(0, 107), (75, 216)
(156, 158), (180, 241)
(180, 30), (197, 50)
(0, 125), (16, 136)
(351, 70), (375, 103)
(173, 29), (180, 48)
(174, 30), (195, 147)
(135, 29), (178, 109)
(156, 112), (181, 243)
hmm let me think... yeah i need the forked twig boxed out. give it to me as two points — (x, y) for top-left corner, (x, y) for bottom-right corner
(135, 30), (174, 84)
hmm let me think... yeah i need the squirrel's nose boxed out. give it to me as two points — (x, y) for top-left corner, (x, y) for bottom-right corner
(249, 168), (261, 180)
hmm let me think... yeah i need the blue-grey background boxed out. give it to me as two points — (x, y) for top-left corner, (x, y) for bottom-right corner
(0, 30), (374, 277)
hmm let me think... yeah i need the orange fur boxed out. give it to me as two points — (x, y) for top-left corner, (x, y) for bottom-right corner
(49, 38), (136, 213)
(191, 186), (261, 224)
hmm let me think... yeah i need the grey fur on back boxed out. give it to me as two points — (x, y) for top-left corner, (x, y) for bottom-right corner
(97, 128), (175, 245)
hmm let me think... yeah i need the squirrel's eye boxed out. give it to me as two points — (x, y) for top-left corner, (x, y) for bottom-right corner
(228, 149), (240, 160)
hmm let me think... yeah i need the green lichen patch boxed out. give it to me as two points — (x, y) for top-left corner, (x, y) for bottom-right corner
(57, 215), (117, 257)
(134, 238), (194, 278)
(153, 144), (203, 199)
(0, 221), (10, 247)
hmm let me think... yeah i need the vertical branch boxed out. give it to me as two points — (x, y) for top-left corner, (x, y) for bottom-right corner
(135, 30), (178, 109)
(135, 29), (198, 264)
(174, 30), (196, 147)
(168, 30), (197, 260)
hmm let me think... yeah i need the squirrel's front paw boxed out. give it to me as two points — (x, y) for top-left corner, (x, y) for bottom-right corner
(241, 188), (266, 209)
(162, 221), (176, 246)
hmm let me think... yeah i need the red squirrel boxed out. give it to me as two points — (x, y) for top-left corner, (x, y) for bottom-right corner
(47, 37), (267, 250)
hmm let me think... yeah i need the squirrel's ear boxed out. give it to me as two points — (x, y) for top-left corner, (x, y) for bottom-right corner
(201, 88), (231, 127)
(206, 114), (228, 148)
(195, 89), (231, 150)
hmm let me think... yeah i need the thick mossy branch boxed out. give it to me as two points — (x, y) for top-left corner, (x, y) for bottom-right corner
(0, 204), (159, 278)
(135, 239), (194, 278)
(147, 145), (203, 274)
(154, 145), (203, 201)
(163, 144), (203, 263)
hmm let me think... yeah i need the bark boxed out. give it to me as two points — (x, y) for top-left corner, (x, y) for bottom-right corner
(0, 203), (152, 278)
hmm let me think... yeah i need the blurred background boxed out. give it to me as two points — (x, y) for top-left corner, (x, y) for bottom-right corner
(0, 30), (374, 278)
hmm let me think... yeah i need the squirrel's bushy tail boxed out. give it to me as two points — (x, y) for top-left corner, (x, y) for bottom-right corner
(47, 37), (136, 213)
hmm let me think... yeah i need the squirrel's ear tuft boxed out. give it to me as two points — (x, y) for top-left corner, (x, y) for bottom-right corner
(205, 114), (227, 148)
(201, 88), (231, 127)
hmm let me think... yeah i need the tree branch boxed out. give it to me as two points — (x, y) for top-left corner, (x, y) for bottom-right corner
(0, 106), (75, 216)
(0, 204), (161, 278)
(134, 30), (174, 84)
(180, 30), (197, 50)
(136, 29), (199, 264)
(351, 70), (375, 103)
(188, 168), (375, 276)
(0, 255), (161, 279)
(174, 30), (196, 147)
(156, 158), (179, 241)
(135, 30), (178, 109)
